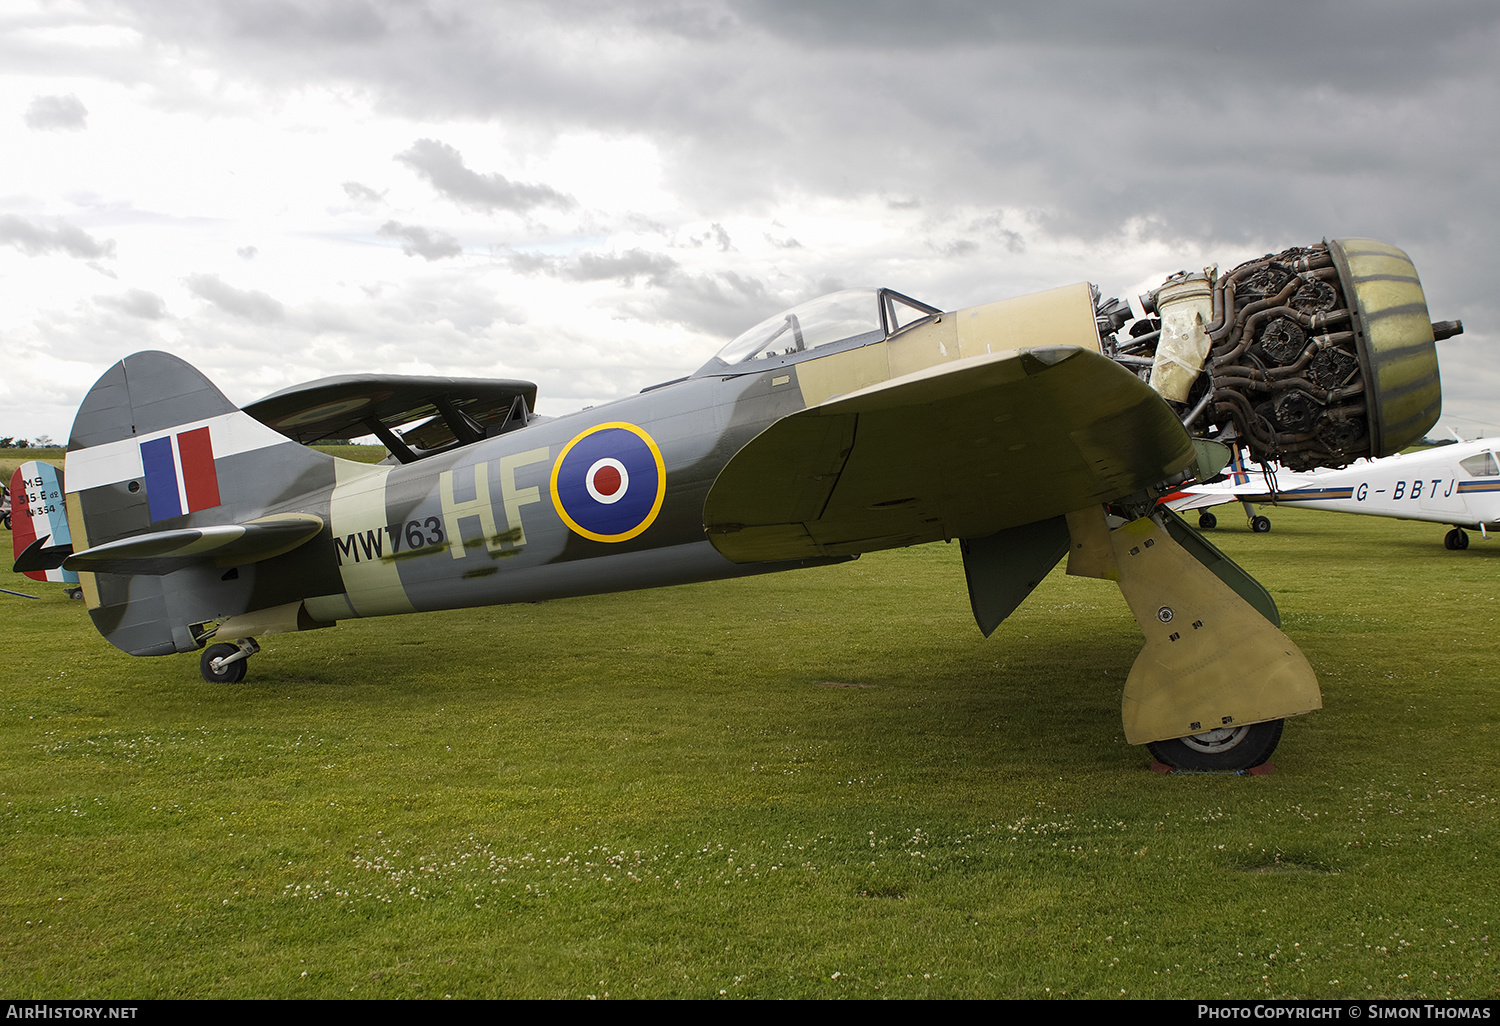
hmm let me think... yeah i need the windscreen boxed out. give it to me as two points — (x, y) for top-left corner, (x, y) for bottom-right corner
(713, 289), (883, 365)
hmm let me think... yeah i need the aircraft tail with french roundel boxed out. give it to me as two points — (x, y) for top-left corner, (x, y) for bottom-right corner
(9, 460), (79, 586)
(62, 351), (339, 656)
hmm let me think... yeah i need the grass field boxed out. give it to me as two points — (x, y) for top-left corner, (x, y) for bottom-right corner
(2, 448), (65, 491)
(2, 502), (1496, 999)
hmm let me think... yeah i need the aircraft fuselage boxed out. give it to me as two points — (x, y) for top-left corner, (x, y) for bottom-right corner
(1180, 439), (1500, 531)
(312, 370), (821, 623)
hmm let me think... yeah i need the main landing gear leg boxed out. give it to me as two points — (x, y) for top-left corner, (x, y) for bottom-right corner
(1241, 501), (1271, 532)
(201, 637), (260, 684)
(1064, 506), (1321, 771)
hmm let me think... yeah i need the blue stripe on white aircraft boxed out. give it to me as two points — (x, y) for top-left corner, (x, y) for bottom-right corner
(1165, 438), (1500, 549)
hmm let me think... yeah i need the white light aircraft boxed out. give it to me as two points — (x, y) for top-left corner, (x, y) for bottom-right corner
(1166, 439), (1500, 549)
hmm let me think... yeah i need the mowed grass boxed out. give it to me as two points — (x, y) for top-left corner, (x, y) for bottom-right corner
(2, 448), (66, 488)
(2, 505), (1497, 999)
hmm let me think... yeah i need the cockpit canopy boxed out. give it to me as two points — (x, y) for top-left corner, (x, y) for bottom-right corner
(697, 287), (940, 375)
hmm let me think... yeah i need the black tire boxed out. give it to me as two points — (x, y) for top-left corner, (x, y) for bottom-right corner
(1445, 528), (1469, 551)
(200, 643), (248, 684)
(1198, 511), (1218, 530)
(2, 512), (9, 530)
(1147, 719), (1284, 772)
(1251, 515), (1271, 533)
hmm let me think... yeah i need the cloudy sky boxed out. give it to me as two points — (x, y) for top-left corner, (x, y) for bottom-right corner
(3, 0), (1497, 444)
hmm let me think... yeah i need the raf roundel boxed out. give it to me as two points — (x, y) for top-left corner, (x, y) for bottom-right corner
(550, 422), (666, 542)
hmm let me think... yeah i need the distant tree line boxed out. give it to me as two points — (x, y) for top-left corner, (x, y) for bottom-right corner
(0, 435), (57, 448)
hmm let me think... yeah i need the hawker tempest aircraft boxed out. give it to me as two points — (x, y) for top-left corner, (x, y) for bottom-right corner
(20, 239), (1457, 771)
(1167, 438), (1499, 548)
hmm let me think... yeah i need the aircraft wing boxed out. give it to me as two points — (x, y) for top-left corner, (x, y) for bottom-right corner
(1162, 488), (1235, 512)
(1162, 464), (1330, 512)
(244, 374), (538, 452)
(705, 345), (1196, 561)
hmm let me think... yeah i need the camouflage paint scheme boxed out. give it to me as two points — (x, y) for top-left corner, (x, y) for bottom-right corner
(60, 286), (1084, 639)
(50, 240), (1446, 769)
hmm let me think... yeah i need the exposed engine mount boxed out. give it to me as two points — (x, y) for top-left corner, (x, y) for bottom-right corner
(1098, 238), (1457, 471)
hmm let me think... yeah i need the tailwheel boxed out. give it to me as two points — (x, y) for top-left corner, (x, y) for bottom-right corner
(1444, 528), (1469, 550)
(200, 638), (258, 683)
(1147, 719), (1284, 772)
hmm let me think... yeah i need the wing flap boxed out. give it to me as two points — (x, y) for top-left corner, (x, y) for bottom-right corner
(706, 346), (1195, 562)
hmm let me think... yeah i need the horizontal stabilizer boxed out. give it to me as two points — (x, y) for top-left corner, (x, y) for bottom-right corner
(63, 513), (324, 576)
(13, 536), (72, 573)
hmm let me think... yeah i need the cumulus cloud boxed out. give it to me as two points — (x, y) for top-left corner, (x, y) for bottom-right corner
(64, 4), (1500, 246)
(7, 2), (1500, 435)
(184, 273), (285, 323)
(379, 221), (462, 260)
(236, 245), (258, 259)
(0, 215), (115, 259)
(504, 247), (679, 287)
(395, 139), (574, 213)
(707, 223), (732, 252)
(219, 0), (387, 45)
(568, 249), (678, 286)
(95, 289), (167, 320)
(500, 243), (777, 336)
(24, 94), (88, 131)
(968, 213), (1026, 254)
(937, 239), (979, 258)
(502, 250), (559, 276)
(342, 181), (385, 204)
(642, 268), (782, 339)
(504, 243), (782, 338)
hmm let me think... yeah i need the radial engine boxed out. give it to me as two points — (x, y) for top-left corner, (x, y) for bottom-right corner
(1096, 238), (1460, 471)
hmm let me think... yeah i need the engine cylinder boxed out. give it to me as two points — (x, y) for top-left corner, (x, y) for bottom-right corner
(1106, 238), (1442, 471)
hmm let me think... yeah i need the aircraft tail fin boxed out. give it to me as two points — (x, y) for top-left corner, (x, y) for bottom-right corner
(64, 351), (338, 655)
(9, 461), (79, 585)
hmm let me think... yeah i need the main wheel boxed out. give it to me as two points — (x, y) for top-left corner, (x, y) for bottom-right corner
(1147, 719), (1284, 772)
(1251, 515), (1271, 533)
(1445, 528), (1469, 550)
(200, 643), (248, 684)
(1198, 511), (1218, 529)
